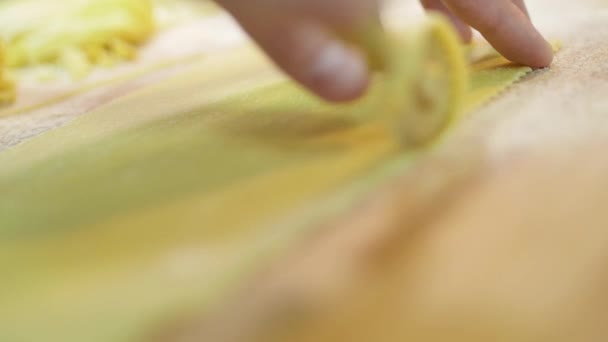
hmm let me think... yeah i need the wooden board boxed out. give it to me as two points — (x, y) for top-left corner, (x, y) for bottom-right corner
(1, 0), (608, 341)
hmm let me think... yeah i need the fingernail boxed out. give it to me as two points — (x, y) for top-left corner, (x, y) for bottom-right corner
(531, 39), (554, 68)
(309, 41), (369, 102)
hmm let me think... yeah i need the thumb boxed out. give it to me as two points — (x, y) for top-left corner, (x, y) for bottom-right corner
(223, 13), (371, 102)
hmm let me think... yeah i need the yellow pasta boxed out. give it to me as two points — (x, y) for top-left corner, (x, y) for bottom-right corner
(0, 0), (155, 77)
(0, 40), (16, 104)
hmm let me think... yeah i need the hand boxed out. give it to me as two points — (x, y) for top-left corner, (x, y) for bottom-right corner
(421, 0), (553, 66)
(215, 0), (553, 102)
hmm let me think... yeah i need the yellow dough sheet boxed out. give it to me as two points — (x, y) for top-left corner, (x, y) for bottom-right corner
(0, 16), (550, 342)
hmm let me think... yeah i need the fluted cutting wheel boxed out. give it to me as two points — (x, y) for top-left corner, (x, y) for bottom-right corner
(381, 14), (468, 147)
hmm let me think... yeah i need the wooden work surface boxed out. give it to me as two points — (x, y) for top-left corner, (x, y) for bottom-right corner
(1, 1), (608, 339)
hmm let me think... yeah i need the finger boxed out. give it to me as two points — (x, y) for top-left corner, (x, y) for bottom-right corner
(265, 0), (378, 29)
(220, 0), (378, 31)
(237, 18), (370, 102)
(444, 0), (553, 67)
(511, 0), (530, 18)
(420, 0), (473, 42)
(276, 0), (386, 71)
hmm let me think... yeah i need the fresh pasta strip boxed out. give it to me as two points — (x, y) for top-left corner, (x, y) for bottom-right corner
(0, 40), (16, 104)
(0, 0), (222, 118)
(0, 0), (155, 78)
